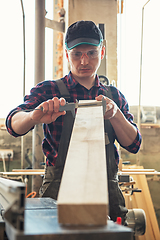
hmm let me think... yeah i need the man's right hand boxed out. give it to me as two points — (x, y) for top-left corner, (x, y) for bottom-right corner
(30, 97), (66, 124)
(11, 97), (66, 135)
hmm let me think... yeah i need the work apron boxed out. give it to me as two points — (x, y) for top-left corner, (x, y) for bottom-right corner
(39, 118), (128, 223)
(39, 79), (128, 223)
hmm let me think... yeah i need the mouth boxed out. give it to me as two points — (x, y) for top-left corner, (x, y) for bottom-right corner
(79, 68), (91, 72)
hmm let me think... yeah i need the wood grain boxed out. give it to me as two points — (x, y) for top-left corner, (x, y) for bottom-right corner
(57, 100), (108, 225)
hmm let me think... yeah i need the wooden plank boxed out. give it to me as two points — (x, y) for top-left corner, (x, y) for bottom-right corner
(0, 172), (44, 176)
(57, 100), (108, 225)
(141, 123), (160, 129)
(121, 169), (155, 172)
(118, 171), (160, 175)
(12, 169), (45, 172)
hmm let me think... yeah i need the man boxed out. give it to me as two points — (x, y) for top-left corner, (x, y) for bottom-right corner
(6, 20), (141, 223)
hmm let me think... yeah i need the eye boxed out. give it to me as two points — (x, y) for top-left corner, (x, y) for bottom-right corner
(88, 50), (98, 57)
(72, 52), (82, 57)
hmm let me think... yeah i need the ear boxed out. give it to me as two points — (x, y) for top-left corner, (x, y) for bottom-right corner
(101, 46), (105, 60)
(65, 49), (69, 62)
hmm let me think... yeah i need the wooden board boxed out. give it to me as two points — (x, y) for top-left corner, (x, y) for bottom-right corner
(0, 172), (44, 176)
(57, 100), (108, 225)
(12, 169), (45, 172)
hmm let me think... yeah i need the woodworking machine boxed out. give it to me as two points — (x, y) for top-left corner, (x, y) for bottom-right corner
(0, 176), (146, 240)
(0, 177), (134, 240)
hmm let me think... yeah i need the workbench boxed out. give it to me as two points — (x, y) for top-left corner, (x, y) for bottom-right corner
(2, 198), (133, 240)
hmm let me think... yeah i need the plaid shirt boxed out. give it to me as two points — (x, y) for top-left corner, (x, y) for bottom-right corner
(6, 72), (141, 166)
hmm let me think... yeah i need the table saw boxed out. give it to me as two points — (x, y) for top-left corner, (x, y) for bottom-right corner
(1, 193), (133, 240)
(0, 177), (133, 240)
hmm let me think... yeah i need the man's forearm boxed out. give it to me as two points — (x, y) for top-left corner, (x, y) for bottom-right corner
(11, 112), (37, 135)
(110, 108), (137, 147)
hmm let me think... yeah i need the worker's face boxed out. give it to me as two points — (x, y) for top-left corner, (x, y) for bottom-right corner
(65, 44), (105, 80)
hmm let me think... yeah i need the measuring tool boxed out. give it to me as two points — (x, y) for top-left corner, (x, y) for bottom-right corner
(19, 97), (106, 117)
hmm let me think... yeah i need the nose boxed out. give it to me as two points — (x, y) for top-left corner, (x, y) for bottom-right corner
(80, 53), (89, 65)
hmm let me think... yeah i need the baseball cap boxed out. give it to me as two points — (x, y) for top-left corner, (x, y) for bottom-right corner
(65, 20), (103, 50)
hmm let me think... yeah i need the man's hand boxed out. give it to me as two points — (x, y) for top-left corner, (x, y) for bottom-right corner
(30, 97), (66, 124)
(96, 95), (118, 120)
(96, 95), (138, 147)
(11, 97), (66, 135)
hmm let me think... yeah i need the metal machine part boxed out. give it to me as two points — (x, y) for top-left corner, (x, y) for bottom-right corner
(0, 177), (25, 231)
(118, 175), (146, 236)
(99, 75), (110, 85)
(125, 208), (146, 236)
(6, 198), (133, 240)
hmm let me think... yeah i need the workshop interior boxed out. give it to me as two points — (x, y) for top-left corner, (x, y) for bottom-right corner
(0, 0), (160, 239)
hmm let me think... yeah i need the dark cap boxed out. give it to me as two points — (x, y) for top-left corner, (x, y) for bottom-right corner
(65, 20), (103, 50)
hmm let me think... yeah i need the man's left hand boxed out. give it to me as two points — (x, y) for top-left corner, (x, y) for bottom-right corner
(96, 95), (118, 120)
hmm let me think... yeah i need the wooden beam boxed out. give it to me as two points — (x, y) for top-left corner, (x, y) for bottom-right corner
(121, 169), (155, 172)
(57, 100), (108, 225)
(12, 169), (44, 172)
(118, 171), (160, 175)
(0, 172), (44, 176)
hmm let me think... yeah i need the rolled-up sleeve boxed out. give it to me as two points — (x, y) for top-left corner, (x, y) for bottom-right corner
(6, 109), (34, 137)
(5, 80), (59, 138)
(121, 128), (142, 154)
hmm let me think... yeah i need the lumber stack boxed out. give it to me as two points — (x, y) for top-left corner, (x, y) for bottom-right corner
(57, 100), (108, 225)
